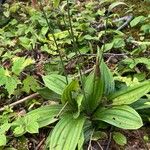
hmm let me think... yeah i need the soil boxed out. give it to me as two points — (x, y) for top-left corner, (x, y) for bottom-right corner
(91, 128), (150, 150)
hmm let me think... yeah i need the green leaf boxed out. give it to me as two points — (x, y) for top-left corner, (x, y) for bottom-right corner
(22, 75), (39, 93)
(41, 26), (49, 35)
(3, 10), (10, 17)
(83, 70), (103, 112)
(109, 80), (150, 105)
(22, 114), (40, 134)
(100, 60), (115, 95)
(131, 98), (150, 110)
(26, 121), (39, 133)
(0, 134), (6, 146)
(12, 57), (35, 75)
(93, 105), (143, 129)
(113, 132), (127, 146)
(73, 94), (84, 118)
(0, 67), (20, 96)
(82, 121), (93, 144)
(113, 38), (125, 48)
(19, 37), (32, 50)
(92, 131), (107, 141)
(108, 2), (127, 12)
(102, 42), (114, 52)
(43, 74), (71, 95)
(77, 131), (84, 150)
(122, 57), (150, 70)
(53, 0), (60, 8)
(62, 80), (80, 106)
(26, 105), (67, 127)
(5, 76), (20, 96)
(130, 16), (146, 27)
(141, 24), (150, 34)
(37, 87), (60, 100)
(9, 3), (19, 13)
(48, 114), (85, 150)
(13, 126), (25, 136)
(0, 123), (11, 134)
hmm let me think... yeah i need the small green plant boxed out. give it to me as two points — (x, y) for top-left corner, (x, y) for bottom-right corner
(8, 56), (150, 149)
(0, 0), (150, 149)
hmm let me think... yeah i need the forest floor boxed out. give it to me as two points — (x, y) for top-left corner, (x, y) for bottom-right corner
(0, 0), (150, 149)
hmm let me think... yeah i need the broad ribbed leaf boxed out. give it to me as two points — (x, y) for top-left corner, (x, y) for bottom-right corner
(48, 114), (85, 150)
(42, 74), (71, 95)
(100, 60), (115, 95)
(37, 87), (60, 100)
(93, 105), (143, 129)
(26, 105), (67, 127)
(0, 134), (6, 146)
(62, 79), (80, 106)
(78, 131), (84, 150)
(83, 70), (103, 112)
(131, 98), (150, 110)
(109, 80), (150, 105)
(83, 120), (93, 143)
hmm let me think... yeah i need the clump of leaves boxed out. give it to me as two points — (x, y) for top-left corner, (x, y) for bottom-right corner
(4, 54), (149, 149)
(0, 0), (150, 149)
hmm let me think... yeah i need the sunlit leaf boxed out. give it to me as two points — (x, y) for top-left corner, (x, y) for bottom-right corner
(22, 75), (39, 93)
(0, 123), (11, 134)
(130, 16), (146, 27)
(13, 126), (25, 136)
(113, 132), (127, 146)
(26, 105), (67, 127)
(100, 60), (115, 95)
(83, 69), (103, 112)
(53, 0), (60, 8)
(109, 80), (150, 105)
(62, 79), (80, 106)
(12, 57), (35, 75)
(93, 105), (143, 129)
(0, 134), (6, 146)
(43, 74), (71, 95)
(48, 114), (85, 150)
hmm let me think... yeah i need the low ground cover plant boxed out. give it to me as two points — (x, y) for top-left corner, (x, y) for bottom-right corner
(0, 0), (150, 149)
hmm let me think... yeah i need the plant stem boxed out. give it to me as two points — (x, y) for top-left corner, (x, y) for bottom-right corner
(40, 3), (68, 84)
(0, 93), (39, 112)
(99, 13), (109, 65)
(56, 102), (68, 118)
(66, 0), (87, 100)
(66, 0), (78, 52)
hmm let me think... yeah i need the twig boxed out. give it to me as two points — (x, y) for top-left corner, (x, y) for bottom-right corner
(35, 138), (45, 150)
(74, 67), (94, 78)
(55, 102), (68, 118)
(87, 129), (94, 150)
(0, 93), (39, 112)
(66, 0), (87, 102)
(96, 141), (103, 150)
(116, 15), (133, 31)
(39, 2), (69, 84)
(104, 53), (128, 57)
(105, 132), (112, 150)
